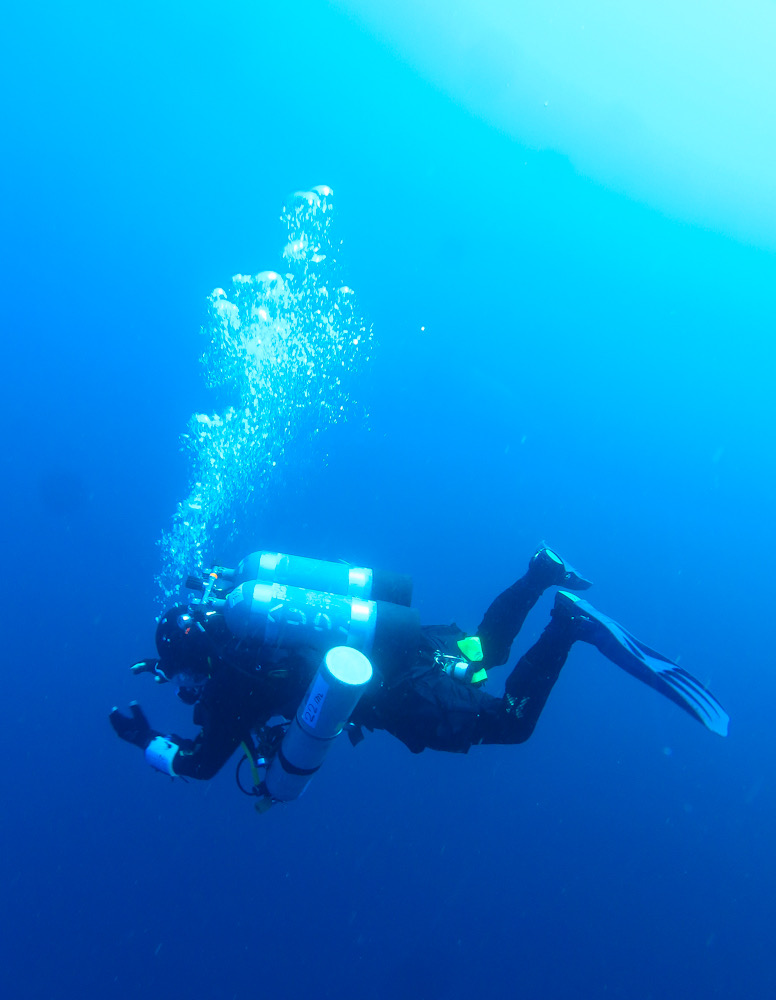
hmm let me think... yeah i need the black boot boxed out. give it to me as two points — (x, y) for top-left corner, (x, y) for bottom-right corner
(476, 547), (591, 668)
(528, 545), (592, 591)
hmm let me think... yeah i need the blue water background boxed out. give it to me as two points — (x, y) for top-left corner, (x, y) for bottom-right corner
(2, 4), (774, 998)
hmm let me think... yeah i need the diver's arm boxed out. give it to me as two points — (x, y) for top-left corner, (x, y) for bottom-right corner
(109, 702), (191, 776)
(169, 664), (270, 780)
(108, 699), (242, 780)
(163, 725), (246, 781)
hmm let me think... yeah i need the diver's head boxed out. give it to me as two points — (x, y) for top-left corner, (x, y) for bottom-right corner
(155, 605), (224, 678)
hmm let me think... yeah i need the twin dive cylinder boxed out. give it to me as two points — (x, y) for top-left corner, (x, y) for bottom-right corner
(224, 579), (420, 679)
(233, 550), (413, 608)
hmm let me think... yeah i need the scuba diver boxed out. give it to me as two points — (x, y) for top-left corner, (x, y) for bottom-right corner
(110, 547), (728, 808)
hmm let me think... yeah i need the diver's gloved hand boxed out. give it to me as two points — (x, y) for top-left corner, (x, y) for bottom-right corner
(109, 702), (156, 749)
(130, 658), (166, 680)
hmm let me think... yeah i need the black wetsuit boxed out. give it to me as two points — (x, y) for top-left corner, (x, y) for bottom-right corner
(165, 647), (315, 780)
(164, 566), (573, 777)
(354, 569), (573, 753)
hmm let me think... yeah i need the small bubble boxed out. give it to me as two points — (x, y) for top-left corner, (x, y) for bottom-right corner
(157, 187), (371, 601)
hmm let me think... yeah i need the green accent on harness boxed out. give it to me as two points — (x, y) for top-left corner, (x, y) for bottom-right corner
(470, 668), (488, 685)
(241, 741), (262, 790)
(457, 635), (483, 661)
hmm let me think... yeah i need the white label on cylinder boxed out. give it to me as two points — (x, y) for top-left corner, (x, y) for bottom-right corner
(300, 673), (330, 731)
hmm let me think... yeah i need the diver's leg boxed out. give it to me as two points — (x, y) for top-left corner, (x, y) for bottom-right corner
(477, 546), (591, 668)
(379, 612), (576, 752)
(367, 609), (576, 753)
(475, 611), (576, 744)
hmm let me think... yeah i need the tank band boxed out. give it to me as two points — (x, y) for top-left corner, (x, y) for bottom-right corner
(277, 744), (322, 778)
(259, 551), (282, 575)
(145, 736), (178, 777)
(348, 598), (376, 654)
(348, 566), (373, 598)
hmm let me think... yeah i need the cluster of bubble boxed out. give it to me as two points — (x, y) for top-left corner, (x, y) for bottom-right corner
(155, 186), (373, 605)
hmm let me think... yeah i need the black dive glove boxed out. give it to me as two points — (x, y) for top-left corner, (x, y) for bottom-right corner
(109, 702), (156, 749)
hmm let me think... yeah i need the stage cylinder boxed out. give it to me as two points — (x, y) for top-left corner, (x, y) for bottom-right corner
(264, 646), (373, 801)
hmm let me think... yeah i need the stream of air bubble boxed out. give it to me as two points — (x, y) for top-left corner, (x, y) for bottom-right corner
(155, 186), (373, 604)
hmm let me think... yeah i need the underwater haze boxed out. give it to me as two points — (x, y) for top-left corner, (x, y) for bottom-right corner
(2, 3), (775, 999)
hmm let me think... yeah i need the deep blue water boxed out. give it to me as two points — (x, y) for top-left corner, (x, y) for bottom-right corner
(3, 5), (775, 999)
